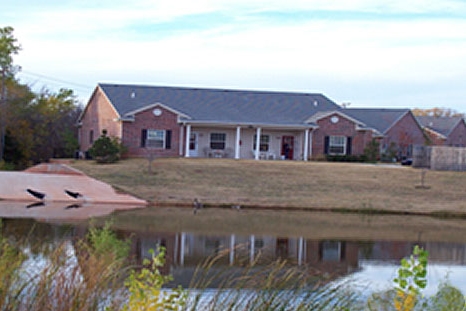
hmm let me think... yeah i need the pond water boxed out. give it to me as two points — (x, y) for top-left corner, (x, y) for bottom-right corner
(1, 207), (466, 297)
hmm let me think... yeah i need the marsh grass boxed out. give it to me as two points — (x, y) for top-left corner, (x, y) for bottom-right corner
(70, 158), (466, 215)
(0, 220), (132, 311)
(185, 245), (365, 311)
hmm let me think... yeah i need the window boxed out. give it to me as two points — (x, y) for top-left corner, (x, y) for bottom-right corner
(146, 130), (165, 148)
(253, 134), (270, 151)
(320, 241), (343, 262)
(189, 133), (197, 150)
(141, 129), (172, 149)
(329, 136), (346, 155)
(210, 133), (226, 150)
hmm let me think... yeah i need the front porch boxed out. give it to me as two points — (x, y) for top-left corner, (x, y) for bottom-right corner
(180, 124), (314, 161)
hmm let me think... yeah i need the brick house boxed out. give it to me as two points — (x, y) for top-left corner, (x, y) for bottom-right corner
(77, 84), (425, 161)
(343, 108), (428, 160)
(416, 116), (466, 147)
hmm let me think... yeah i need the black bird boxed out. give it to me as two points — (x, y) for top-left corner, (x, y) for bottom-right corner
(26, 202), (45, 209)
(65, 203), (82, 209)
(26, 188), (46, 200)
(64, 190), (83, 199)
(193, 198), (203, 214)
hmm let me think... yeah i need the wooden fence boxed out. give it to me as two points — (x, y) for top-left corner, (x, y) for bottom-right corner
(413, 146), (466, 171)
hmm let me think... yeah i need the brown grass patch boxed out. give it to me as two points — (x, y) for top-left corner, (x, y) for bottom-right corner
(70, 158), (466, 215)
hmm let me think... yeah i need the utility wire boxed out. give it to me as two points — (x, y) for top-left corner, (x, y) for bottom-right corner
(18, 70), (94, 93)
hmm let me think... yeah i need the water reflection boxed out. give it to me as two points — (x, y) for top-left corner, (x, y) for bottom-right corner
(2, 217), (465, 293)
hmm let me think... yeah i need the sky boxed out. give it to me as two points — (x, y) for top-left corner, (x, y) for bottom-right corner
(2, 0), (466, 113)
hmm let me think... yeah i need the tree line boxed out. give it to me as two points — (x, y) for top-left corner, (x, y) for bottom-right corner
(0, 26), (81, 169)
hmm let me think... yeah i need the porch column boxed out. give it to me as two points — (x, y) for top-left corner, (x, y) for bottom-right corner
(180, 232), (186, 266)
(230, 234), (236, 265)
(179, 125), (184, 156)
(235, 126), (241, 159)
(254, 127), (261, 160)
(309, 130), (313, 159)
(298, 237), (304, 266)
(184, 124), (191, 158)
(250, 235), (255, 263)
(303, 129), (310, 161)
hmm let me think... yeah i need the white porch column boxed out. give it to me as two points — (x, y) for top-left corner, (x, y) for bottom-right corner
(235, 126), (241, 159)
(303, 129), (310, 161)
(250, 235), (255, 263)
(180, 232), (186, 266)
(230, 234), (236, 265)
(254, 127), (261, 160)
(309, 130), (313, 159)
(184, 124), (191, 158)
(298, 237), (304, 266)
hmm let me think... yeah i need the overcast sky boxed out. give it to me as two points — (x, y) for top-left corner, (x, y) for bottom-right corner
(2, 0), (466, 113)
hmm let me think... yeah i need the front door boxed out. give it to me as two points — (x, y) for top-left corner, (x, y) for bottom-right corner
(281, 136), (294, 160)
(189, 132), (198, 157)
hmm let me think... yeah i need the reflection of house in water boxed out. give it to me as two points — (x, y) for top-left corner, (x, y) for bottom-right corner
(359, 241), (466, 265)
(126, 232), (361, 287)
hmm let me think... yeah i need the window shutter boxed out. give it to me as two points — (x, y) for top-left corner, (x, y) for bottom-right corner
(165, 130), (172, 149)
(324, 136), (329, 154)
(141, 129), (147, 147)
(346, 137), (352, 155)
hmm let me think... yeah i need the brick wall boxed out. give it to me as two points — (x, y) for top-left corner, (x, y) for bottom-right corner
(446, 121), (466, 147)
(78, 89), (121, 153)
(312, 113), (372, 156)
(424, 128), (446, 146)
(122, 106), (181, 157)
(382, 112), (426, 158)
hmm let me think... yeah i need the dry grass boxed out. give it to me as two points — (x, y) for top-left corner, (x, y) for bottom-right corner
(70, 158), (466, 215)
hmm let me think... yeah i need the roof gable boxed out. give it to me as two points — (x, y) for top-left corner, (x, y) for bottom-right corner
(342, 108), (411, 134)
(416, 116), (464, 137)
(97, 83), (341, 126)
(123, 102), (191, 120)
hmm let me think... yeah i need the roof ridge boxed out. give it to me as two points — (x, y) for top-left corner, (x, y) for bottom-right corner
(98, 82), (324, 97)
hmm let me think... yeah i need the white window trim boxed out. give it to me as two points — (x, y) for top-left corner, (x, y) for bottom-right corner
(329, 136), (346, 155)
(146, 129), (166, 149)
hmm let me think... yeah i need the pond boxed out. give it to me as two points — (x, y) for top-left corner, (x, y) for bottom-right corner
(1, 204), (466, 298)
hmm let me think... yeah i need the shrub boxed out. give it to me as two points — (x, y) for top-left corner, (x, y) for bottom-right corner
(326, 154), (367, 162)
(364, 139), (380, 163)
(88, 131), (122, 163)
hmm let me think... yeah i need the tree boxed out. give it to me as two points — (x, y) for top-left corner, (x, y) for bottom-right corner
(29, 88), (80, 162)
(412, 107), (465, 118)
(0, 26), (22, 161)
(2, 84), (81, 168)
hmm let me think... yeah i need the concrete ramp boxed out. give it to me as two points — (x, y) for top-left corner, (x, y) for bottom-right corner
(0, 164), (147, 206)
(0, 201), (142, 221)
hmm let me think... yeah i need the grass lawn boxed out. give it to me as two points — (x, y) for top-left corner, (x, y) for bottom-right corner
(70, 158), (466, 216)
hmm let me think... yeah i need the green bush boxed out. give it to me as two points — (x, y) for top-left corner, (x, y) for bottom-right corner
(364, 139), (380, 163)
(88, 131), (123, 163)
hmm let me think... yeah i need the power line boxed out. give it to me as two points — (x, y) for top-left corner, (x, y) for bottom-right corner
(18, 70), (94, 92)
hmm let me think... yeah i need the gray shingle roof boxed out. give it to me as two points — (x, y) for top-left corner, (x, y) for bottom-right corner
(342, 108), (411, 134)
(98, 83), (341, 126)
(415, 116), (463, 137)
